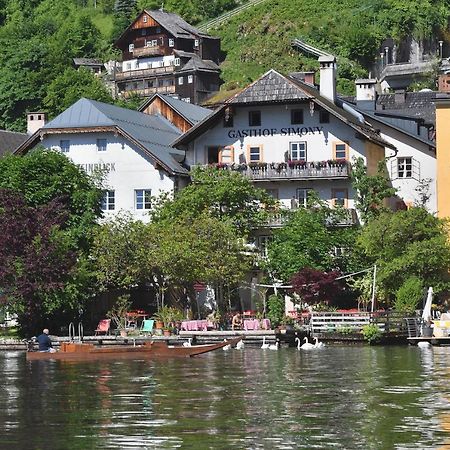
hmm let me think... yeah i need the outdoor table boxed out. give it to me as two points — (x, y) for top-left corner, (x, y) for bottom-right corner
(244, 319), (260, 331)
(125, 311), (148, 329)
(181, 320), (209, 331)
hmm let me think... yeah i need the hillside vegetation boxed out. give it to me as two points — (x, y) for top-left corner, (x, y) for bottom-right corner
(0, 0), (448, 131)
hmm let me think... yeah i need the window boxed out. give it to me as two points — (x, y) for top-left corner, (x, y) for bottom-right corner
(333, 142), (348, 160)
(291, 109), (304, 124)
(219, 146), (234, 164)
(265, 188), (279, 199)
(188, 75), (193, 84)
(156, 27), (161, 33)
(332, 188), (348, 207)
(248, 146), (262, 162)
(143, 15), (148, 23)
(146, 39), (158, 47)
(398, 157), (412, 178)
(296, 188), (313, 207)
(183, 97), (191, 103)
(223, 108), (233, 127)
(60, 140), (70, 153)
(320, 110), (330, 123)
(128, 43), (134, 52)
(178, 77), (184, 85)
(169, 38), (175, 47)
(141, 29), (146, 36)
(257, 235), (272, 257)
(174, 58), (180, 66)
(135, 189), (152, 210)
(101, 190), (115, 211)
(289, 142), (307, 161)
(194, 39), (199, 47)
(126, 63), (131, 70)
(249, 110), (261, 127)
(96, 138), (107, 152)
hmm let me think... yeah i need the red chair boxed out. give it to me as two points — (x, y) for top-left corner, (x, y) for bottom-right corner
(95, 319), (111, 335)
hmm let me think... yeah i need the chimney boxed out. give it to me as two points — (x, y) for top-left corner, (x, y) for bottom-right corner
(319, 55), (337, 103)
(394, 89), (406, 105)
(288, 71), (316, 85)
(27, 112), (46, 135)
(439, 74), (450, 92)
(355, 79), (377, 110)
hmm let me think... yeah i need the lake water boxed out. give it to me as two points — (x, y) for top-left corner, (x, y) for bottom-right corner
(0, 345), (449, 449)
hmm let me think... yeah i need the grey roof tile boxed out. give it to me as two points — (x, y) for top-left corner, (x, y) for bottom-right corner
(0, 130), (27, 157)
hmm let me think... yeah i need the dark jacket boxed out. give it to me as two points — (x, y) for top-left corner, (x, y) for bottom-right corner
(37, 333), (53, 351)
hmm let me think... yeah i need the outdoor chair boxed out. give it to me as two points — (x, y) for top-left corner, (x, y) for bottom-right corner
(140, 319), (154, 335)
(94, 319), (111, 336)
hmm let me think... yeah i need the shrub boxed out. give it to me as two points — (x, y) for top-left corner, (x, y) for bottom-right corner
(394, 277), (423, 314)
(267, 294), (285, 328)
(362, 324), (382, 344)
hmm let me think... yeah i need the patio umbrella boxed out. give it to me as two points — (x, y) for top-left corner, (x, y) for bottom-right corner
(422, 287), (433, 323)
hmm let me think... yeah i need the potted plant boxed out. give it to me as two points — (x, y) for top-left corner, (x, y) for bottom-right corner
(153, 306), (182, 336)
(107, 294), (132, 337)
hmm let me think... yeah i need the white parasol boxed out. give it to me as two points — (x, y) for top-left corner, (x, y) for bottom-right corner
(422, 287), (433, 323)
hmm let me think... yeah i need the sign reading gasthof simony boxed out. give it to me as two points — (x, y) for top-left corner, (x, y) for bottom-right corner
(227, 126), (324, 139)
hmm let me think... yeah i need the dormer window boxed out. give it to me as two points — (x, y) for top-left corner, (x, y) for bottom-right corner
(143, 15), (148, 23)
(128, 43), (134, 52)
(174, 58), (180, 66)
(169, 38), (174, 47)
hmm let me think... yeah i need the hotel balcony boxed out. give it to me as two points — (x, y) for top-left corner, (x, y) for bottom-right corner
(120, 85), (176, 98)
(115, 65), (175, 81)
(132, 45), (165, 58)
(200, 160), (350, 181)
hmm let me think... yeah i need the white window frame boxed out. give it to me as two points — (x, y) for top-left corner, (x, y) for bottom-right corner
(188, 75), (193, 84)
(249, 146), (261, 162)
(289, 142), (307, 161)
(183, 97), (191, 103)
(296, 188), (313, 207)
(398, 157), (413, 178)
(143, 15), (148, 23)
(194, 39), (199, 47)
(96, 138), (107, 152)
(128, 43), (134, 52)
(174, 58), (180, 66)
(257, 235), (272, 257)
(169, 38), (175, 47)
(178, 76), (184, 85)
(60, 140), (70, 153)
(135, 189), (152, 210)
(101, 190), (115, 211)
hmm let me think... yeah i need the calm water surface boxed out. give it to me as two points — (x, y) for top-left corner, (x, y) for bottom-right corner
(0, 345), (449, 449)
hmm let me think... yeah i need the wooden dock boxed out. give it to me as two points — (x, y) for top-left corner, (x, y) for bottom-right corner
(407, 336), (450, 346)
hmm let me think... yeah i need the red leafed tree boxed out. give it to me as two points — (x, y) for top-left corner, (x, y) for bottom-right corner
(0, 189), (76, 335)
(291, 267), (344, 305)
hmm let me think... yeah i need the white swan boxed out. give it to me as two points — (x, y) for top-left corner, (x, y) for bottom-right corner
(418, 341), (431, 348)
(301, 337), (315, 350)
(314, 337), (325, 348)
(261, 336), (270, 349)
(182, 338), (192, 347)
(236, 339), (245, 350)
(295, 337), (301, 350)
(268, 340), (279, 350)
(222, 339), (231, 351)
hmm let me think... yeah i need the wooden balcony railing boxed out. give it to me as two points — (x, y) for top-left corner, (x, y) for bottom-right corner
(115, 65), (175, 81)
(199, 161), (350, 180)
(120, 85), (176, 98)
(133, 46), (165, 57)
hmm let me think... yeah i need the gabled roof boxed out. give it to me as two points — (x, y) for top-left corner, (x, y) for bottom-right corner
(0, 130), (27, 157)
(15, 99), (188, 175)
(116, 10), (217, 46)
(139, 93), (212, 125)
(173, 69), (394, 150)
(176, 55), (220, 73)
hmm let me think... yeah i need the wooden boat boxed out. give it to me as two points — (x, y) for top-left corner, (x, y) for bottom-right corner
(26, 337), (242, 361)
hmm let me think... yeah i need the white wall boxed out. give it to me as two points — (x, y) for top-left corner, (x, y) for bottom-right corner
(186, 103), (367, 209)
(378, 126), (437, 212)
(39, 132), (176, 222)
(123, 55), (175, 71)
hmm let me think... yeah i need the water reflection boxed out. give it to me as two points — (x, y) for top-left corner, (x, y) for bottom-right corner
(0, 347), (449, 449)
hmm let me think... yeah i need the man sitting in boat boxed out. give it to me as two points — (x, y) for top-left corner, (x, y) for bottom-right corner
(232, 312), (242, 331)
(36, 329), (56, 353)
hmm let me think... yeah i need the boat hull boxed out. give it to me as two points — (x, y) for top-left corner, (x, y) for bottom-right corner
(26, 337), (242, 361)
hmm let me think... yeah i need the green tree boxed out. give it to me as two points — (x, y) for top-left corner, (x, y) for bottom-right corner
(394, 276), (424, 314)
(43, 67), (113, 119)
(350, 157), (396, 223)
(357, 207), (450, 300)
(152, 166), (275, 237)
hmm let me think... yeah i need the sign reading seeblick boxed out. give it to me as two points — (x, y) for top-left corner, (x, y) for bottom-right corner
(227, 126), (324, 138)
(78, 163), (116, 173)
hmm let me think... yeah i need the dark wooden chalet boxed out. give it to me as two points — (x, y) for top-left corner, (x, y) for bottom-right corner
(114, 10), (222, 105)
